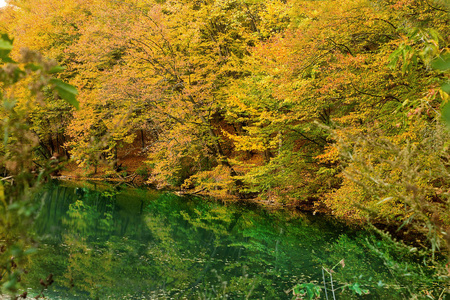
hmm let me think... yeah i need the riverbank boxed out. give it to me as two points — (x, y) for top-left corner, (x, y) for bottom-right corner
(55, 166), (433, 252)
(56, 163), (328, 214)
(53, 146), (435, 252)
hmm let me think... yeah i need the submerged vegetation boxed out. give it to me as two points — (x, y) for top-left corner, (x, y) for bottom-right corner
(0, 0), (449, 297)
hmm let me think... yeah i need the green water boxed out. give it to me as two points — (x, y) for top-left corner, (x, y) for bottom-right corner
(19, 182), (446, 299)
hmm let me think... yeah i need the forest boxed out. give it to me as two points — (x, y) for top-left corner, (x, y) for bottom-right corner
(0, 0), (449, 297)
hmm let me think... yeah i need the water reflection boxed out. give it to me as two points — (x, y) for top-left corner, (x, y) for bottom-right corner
(20, 182), (445, 299)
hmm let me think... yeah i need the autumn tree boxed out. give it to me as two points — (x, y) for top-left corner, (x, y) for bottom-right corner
(0, 0), (86, 160)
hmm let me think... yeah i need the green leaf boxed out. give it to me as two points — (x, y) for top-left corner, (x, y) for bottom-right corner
(1, 33), (14, 45)
(348, 282), (368, 295)
(353, 283), (362, 294)
(50, 78), (79, 110)
(292, 284), (302, 295)
(388, 48), (401, 69)
(0, 34), (14, 63)
(431, 53), (450, 71)
(49, 65), (66, 74)
(441, 102), (450, 128)
(25, 63), (42, 72)
(0, 39), (13, 51)
(442, 82), (450, 94)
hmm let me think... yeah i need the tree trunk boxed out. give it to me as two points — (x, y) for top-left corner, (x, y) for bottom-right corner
(140, 129), (145, 149)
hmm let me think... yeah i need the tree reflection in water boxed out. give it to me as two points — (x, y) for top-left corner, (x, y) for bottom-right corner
(18, 182), (448, 299)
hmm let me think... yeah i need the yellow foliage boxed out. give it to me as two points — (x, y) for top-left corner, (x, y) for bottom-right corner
(181, 165), (236, 199)
(315, 145), (339, 164)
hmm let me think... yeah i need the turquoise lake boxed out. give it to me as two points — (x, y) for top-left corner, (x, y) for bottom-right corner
(18, 181), (446, 299)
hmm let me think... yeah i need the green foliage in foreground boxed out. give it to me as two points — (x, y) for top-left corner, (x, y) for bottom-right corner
(0, 34), (78, 294)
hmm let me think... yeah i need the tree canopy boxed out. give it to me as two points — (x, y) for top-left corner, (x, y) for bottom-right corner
(0, 0), (450, 261)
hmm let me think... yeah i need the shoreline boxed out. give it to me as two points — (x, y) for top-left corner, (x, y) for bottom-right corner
(52, 173), (428, 249)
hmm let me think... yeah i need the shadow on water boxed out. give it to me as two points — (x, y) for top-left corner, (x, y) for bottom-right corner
(19, 181), (447, 299)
